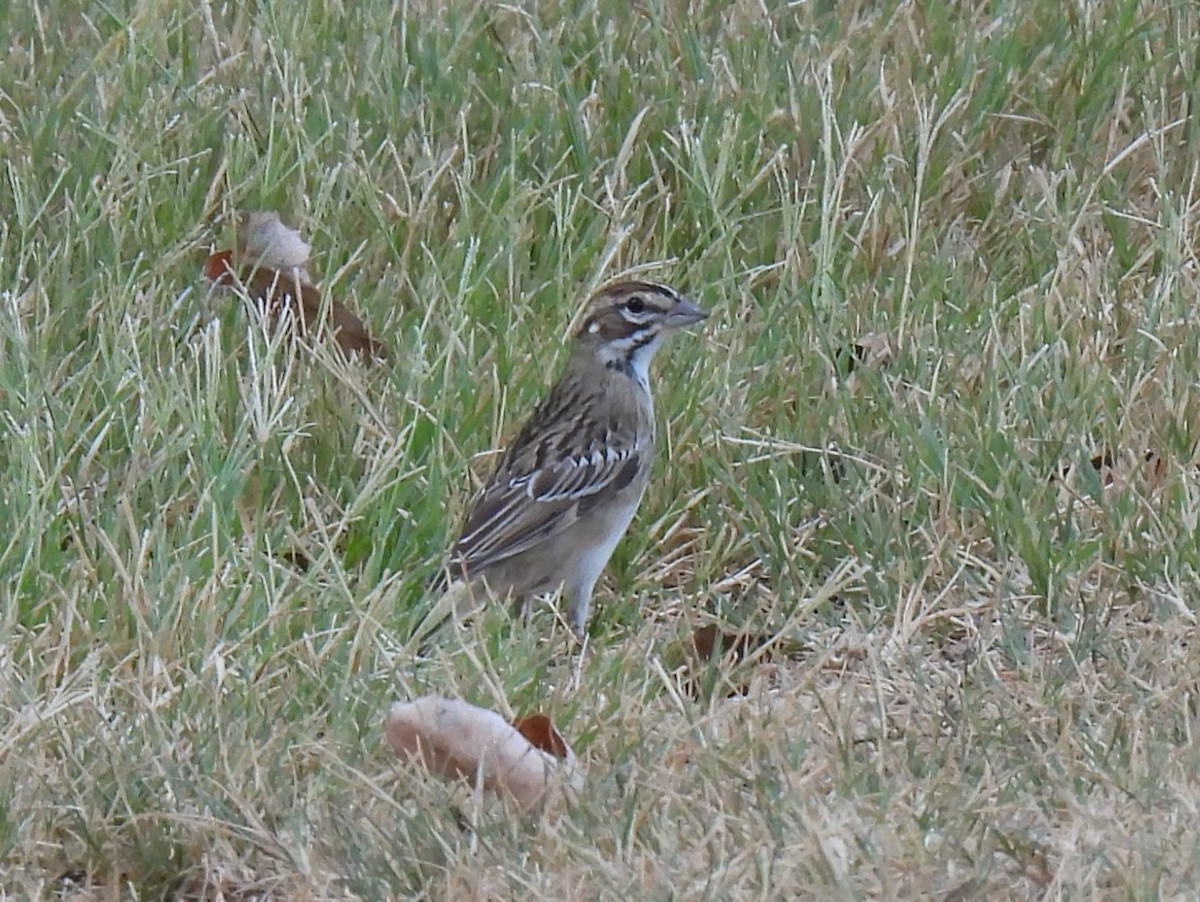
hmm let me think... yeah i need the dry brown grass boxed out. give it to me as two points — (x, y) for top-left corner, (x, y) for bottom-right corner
(5, 0), (1200, 898)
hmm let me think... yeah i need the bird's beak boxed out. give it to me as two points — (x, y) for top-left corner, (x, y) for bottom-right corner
(667, 295), (708, 328)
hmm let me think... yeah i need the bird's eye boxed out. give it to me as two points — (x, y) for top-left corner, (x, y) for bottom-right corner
(625, 296), (646, 314)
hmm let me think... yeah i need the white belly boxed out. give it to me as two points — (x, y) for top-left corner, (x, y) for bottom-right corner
(569, 486), (645, 597)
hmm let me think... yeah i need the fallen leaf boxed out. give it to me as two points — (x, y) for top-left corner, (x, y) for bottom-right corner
(688, 623), (765, 662)
(384, 696), (582, 810)
(663, 623), (779, 698)
(511, 713), (569, 759)
(203, 210), (388, 359)
(1050, 447), (1180, 489)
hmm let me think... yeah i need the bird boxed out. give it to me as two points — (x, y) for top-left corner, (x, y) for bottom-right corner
(202, 211), (388, 359)
(416, 279), (708, 643)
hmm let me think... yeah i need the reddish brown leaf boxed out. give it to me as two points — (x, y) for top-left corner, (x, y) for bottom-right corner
(511, 714), (569, 760)
(667, 624), (778, 699)
(689, 624), (766, 664)
(202, 211), (388, 359)
(202, 249), (235, 283)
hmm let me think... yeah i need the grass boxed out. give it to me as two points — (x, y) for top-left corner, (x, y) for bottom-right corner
(3, 0), (1200, 896)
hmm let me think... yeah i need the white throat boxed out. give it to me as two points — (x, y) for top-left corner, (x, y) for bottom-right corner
(596, 331), (663, 393)
(626, 337), (660, 391)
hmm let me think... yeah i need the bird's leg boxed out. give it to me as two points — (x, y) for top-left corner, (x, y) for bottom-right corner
(565, 589), (591, 641)
(509, 594), (531, 623)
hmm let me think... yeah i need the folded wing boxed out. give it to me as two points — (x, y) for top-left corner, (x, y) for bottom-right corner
(448, 430), (643, 578)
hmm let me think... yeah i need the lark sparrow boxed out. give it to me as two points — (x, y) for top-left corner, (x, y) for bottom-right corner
(419, 280), (707, 641)
(203, 211), (388, 359)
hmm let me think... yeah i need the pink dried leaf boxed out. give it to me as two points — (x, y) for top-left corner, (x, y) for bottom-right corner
(384, 695), (582, 810)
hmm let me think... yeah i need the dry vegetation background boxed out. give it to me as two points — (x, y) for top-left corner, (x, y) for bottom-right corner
(3, 0), (1200, 898)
